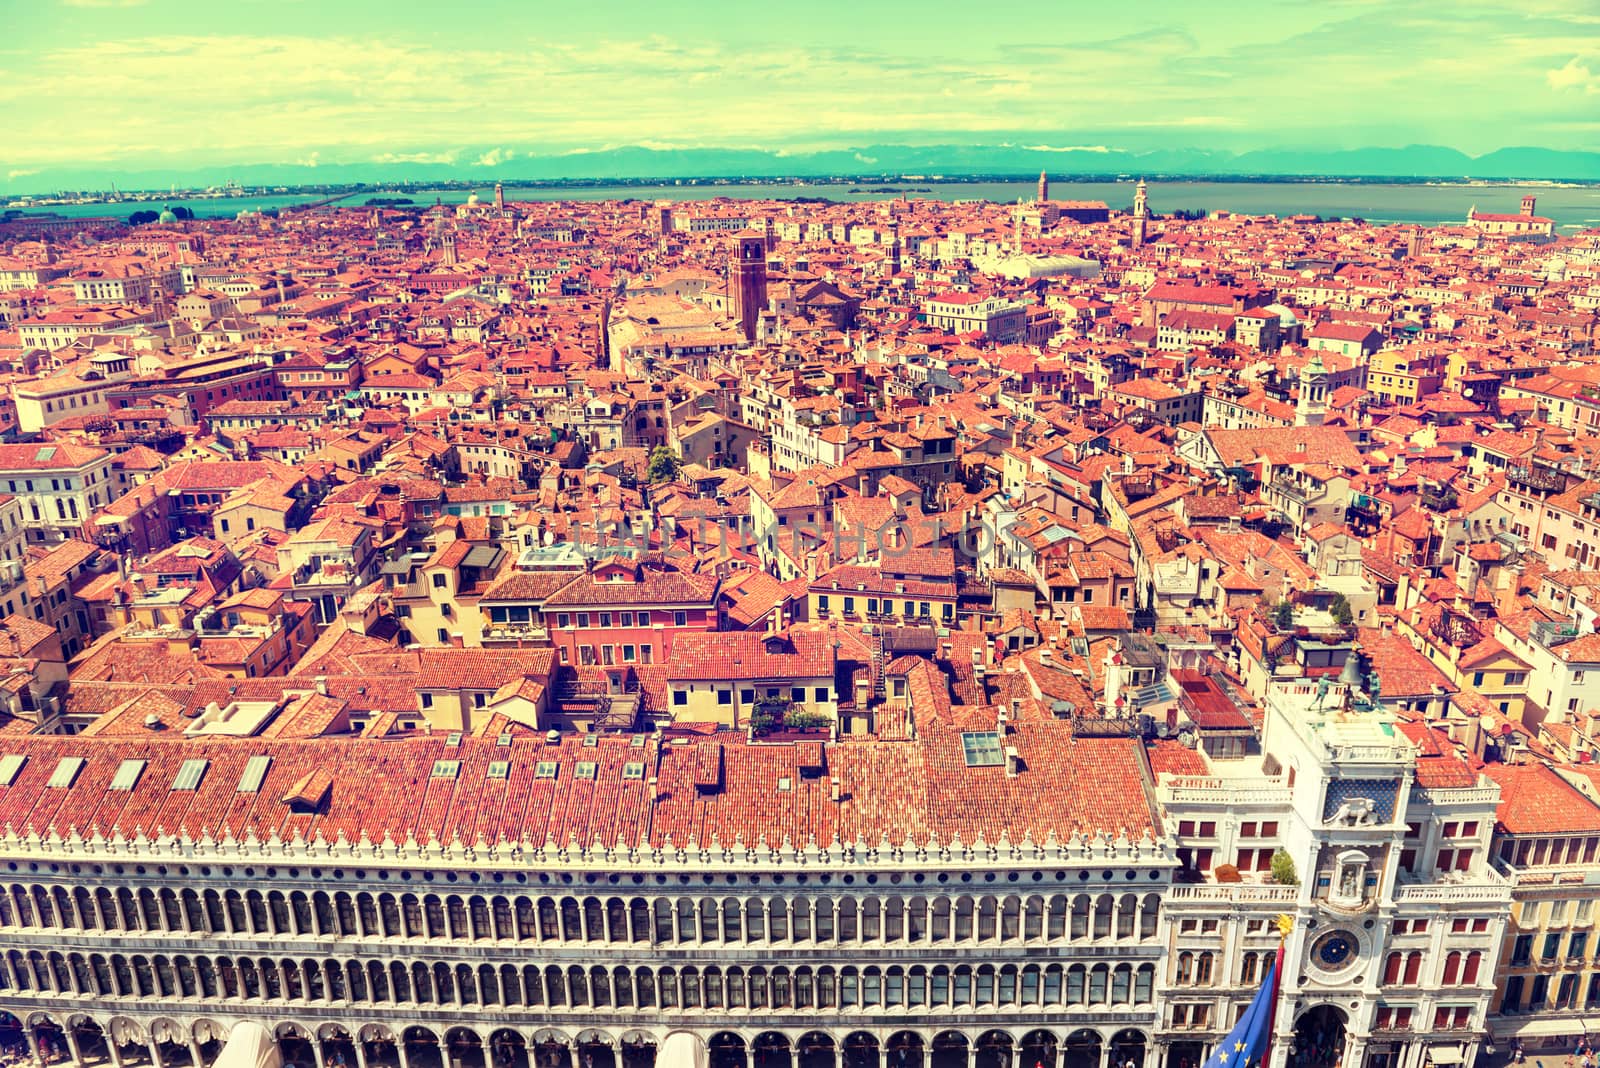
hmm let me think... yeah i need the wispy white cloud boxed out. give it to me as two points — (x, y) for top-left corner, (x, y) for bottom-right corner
(373, 151), (459, 165)
(473, 147), (515, 167)
(6, 6), (1600, 170)
(1547, 56), (1600, 92)
(7, 169), (40, 180)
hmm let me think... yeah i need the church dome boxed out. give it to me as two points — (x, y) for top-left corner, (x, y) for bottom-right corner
(466, 193), (481, 206)
(157, 207), (178, 224)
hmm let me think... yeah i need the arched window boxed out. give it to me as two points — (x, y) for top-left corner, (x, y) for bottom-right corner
(1023, 896), (1044, 940)
(976, 897), (998, 940)
(1066, 964), (1086, 1004)
(1442, 951), (1462, 986)
(540, 898), (561, 939)
(1403, 952), (1422, 985)
(1463, 951), (1482, 984)
(1070, 896), (1090, 939)
(1000, 897), (1021, 940)
(412, 962), (432, 1003)
(1140, 893), (1160, 939)
(336, 893), (358, 936)
(815, 899), (835, 941)
(953, 897), (974, 940)
(1196, 952), (1214, 986)
(1135, 963), (1155, 1003)
(1088, 963), (1109, 1003)
(1176, 952), (1194, 985)
(370, 961), (390, 1001)
(472, 897), (493, 939)
(1102, 962), (1127, 1003)
(1093, 895), (1113, 938)
(681, 965), (701, 1008)
(770, 897), (791, 941)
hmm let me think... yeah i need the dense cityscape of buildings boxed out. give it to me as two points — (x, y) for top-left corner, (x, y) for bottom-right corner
(0, 176), (1593, 1068)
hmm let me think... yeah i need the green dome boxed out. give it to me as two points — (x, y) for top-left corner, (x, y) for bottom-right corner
(157, 208), (178, 224)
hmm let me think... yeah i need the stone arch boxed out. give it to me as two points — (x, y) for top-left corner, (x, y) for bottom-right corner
(1108, 1030), (1147, 1068)
(149, 1019), (191, 1067)
(1291, 1006), (1348, 1068)
(445, 1028), (486, 1068)
(975, 1032), (1014, 1068)
(798, 1033), (836, 1068)
(360, 1026), (400, 1068)
(71, 1015), (113, 1067)
(1062, 1032), (1102, 1068)
(932, 1033), (968, 1068)
(576, 1030), (618, 1068)
(403, 1027), (443, 1068)
(618, 1032), (656, 1068)
(319, 1025), (358, 1068)
(532, 1030), (573, 1068)
(276, 1024), (316, 1068)
(886, 1034), (924, 1068)
(30, 1014), (67, 1066)
(842, 1033), (879, 1068)
(109, 1018), (152, 1067)
(753, 1034), (791, 1068)
(1020, 1032), (1057, 1068)
(490, 1030), (529, 1068)
(708, 1033), (748, 1068)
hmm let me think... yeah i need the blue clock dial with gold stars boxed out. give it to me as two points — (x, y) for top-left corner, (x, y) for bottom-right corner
(1313, 930), (1359, 970)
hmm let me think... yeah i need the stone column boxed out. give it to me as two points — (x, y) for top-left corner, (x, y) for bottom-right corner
(189, 1038), (206, 1068)
(311, 1041), (327, 1068)
(25, 1027), (42, 1068)
(353, 1042), (369, 1068)
(64, 1027), (84, 1067)
(147, 1039), (164, 1068)
(106, 1037), (123, 1068)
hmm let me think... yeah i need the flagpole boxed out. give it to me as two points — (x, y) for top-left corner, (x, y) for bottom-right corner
(1263, 914), (1293, 1068)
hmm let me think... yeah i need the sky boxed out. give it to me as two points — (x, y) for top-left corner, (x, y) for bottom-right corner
(3, 0), (1599, 184)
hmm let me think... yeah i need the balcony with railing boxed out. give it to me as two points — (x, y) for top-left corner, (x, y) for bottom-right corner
(1431, 610), (1483, 648)
(1532, 619), (1582, 649)
(1420, 486), (1460, 512)
(1507, 463), (1567, 494)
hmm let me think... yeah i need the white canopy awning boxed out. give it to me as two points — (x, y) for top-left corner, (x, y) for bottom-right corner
(1426, 1046), (1465, 1065)
(215, 1023), (282, 1068)
(657, 1034), (699, 1068)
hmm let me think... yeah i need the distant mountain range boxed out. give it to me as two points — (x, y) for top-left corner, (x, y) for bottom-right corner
(10, 143), (1600, 195)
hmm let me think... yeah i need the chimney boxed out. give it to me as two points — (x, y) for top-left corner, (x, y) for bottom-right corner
(315, 675), (329, 696)
(830, 777), (842, 802)
(1004, 746), (1020, 778)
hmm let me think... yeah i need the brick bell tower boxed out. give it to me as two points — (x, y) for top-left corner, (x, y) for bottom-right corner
(730, 232), (768, 342)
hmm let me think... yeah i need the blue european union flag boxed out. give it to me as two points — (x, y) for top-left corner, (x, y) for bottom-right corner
(1201, 955), (1280, 1068)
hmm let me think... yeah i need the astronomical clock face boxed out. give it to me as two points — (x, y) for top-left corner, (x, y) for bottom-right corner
(1311, 929), (1361, 973)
